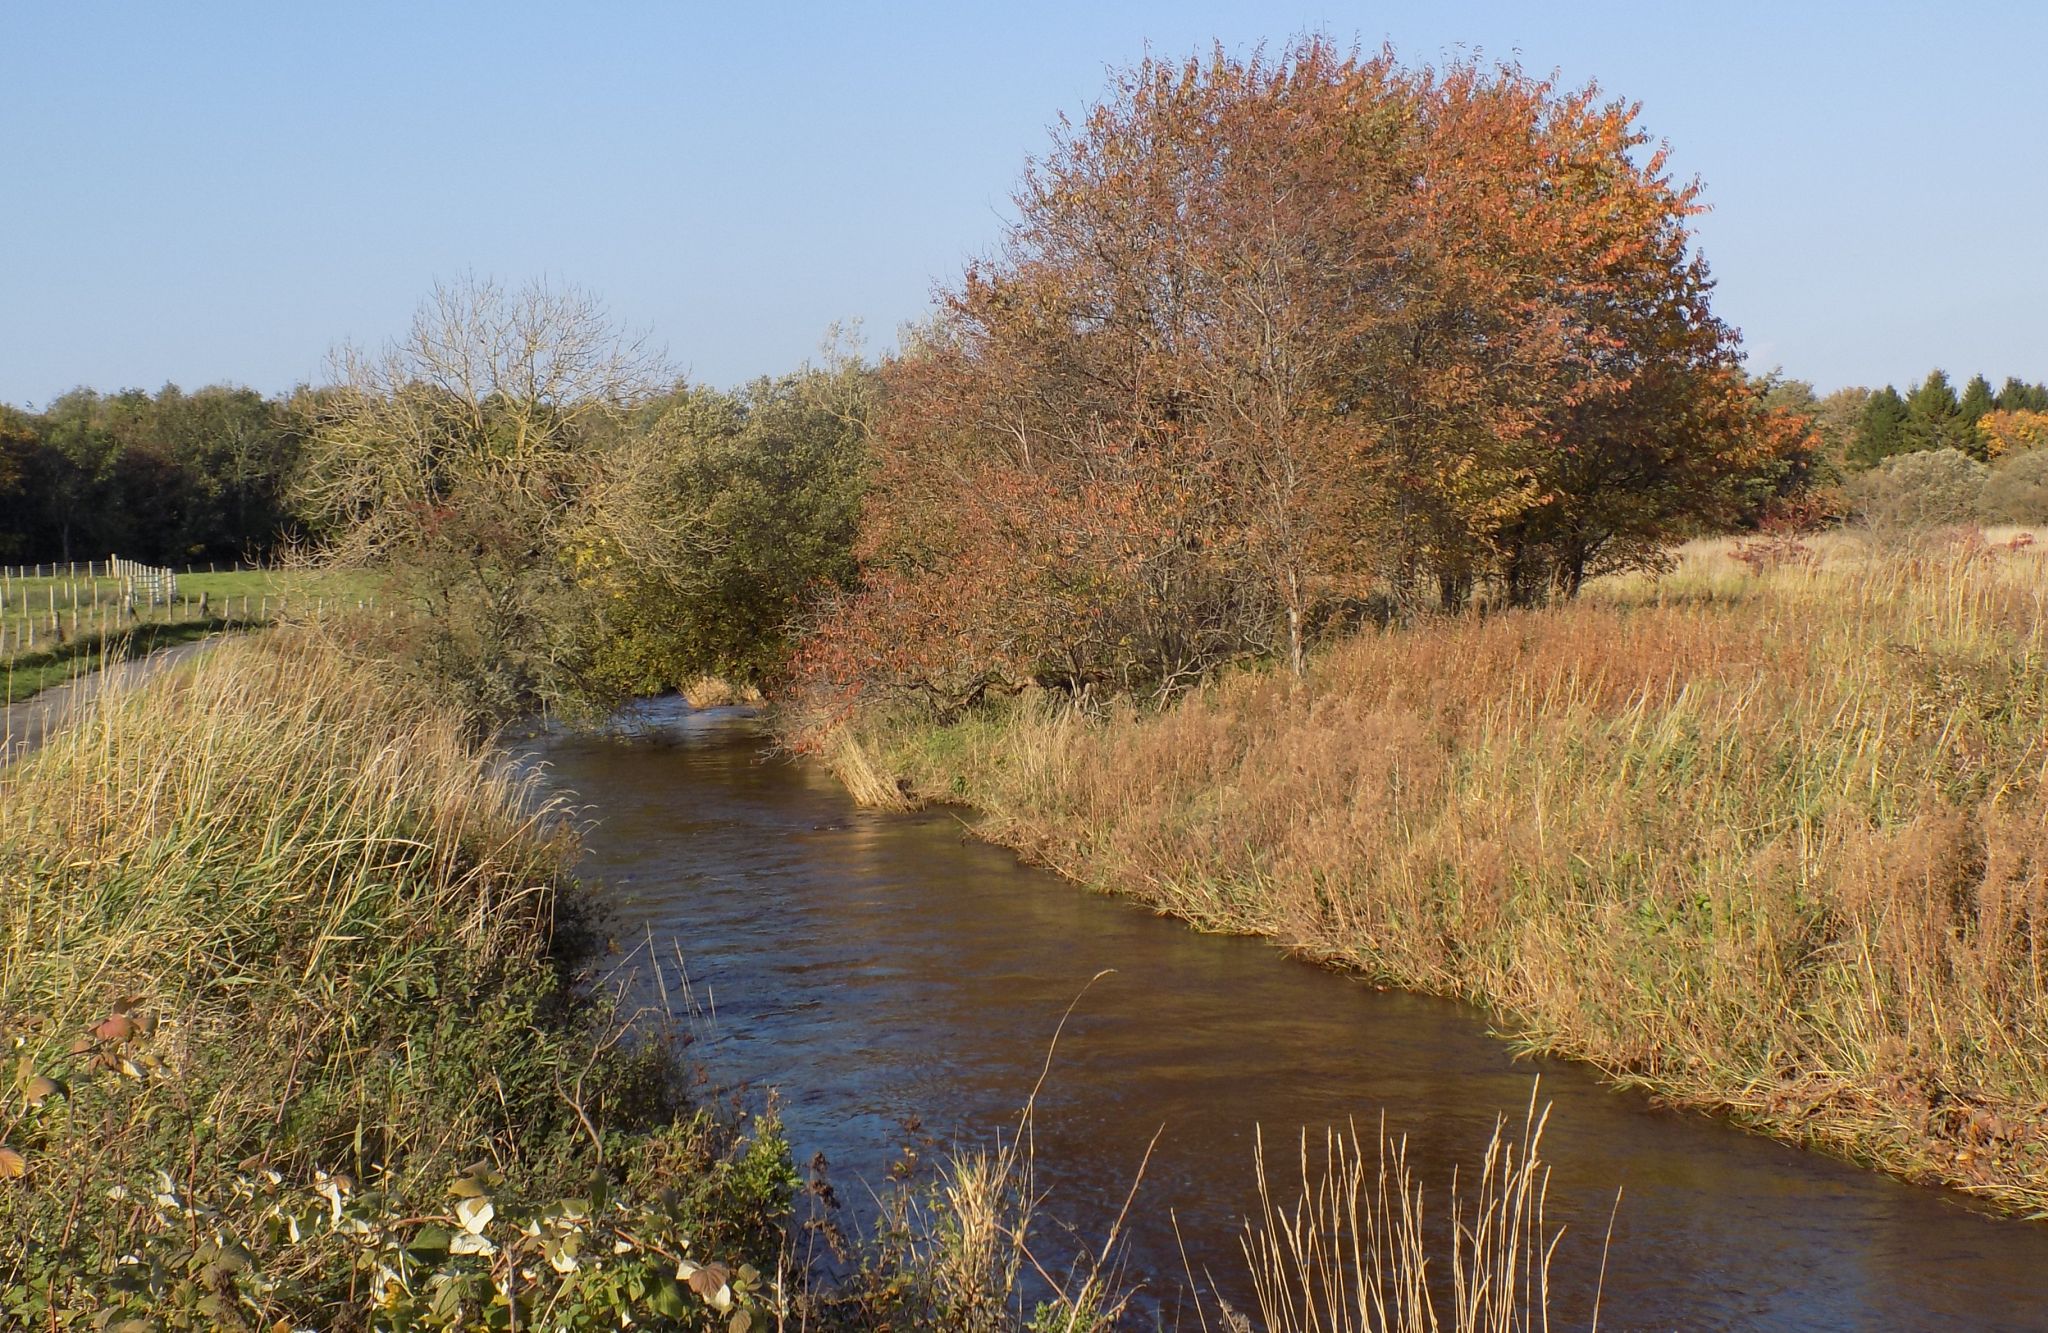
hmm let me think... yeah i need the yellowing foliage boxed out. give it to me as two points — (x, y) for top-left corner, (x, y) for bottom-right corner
(1979, 408), (2048, 458)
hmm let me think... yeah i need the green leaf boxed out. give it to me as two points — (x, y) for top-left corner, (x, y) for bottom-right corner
(650, 1278), (689, 1318)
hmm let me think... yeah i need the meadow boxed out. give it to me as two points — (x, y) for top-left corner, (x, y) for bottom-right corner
(846, 528), (2048, 1215)
(0, 565), (381, 704)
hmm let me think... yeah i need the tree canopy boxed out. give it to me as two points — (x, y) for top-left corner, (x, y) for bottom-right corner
(0, 384), (302, 564)
(1847, 369), (2048, 466)
(797, 41), (1809, 714)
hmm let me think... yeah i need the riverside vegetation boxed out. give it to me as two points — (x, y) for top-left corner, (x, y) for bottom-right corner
(7, 29), (2048, 1330)
(0, 631), (799, 1328)
(829, 536), (2048, 1215)
(0, 628), (1584, 1330)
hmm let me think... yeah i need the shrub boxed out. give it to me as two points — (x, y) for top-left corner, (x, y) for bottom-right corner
(1979, 448), (2048, 525)
(1845, 446), (1987, 530)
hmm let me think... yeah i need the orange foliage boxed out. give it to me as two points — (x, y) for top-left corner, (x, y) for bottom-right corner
(798, 40), (1804, 715)
(1979, 409), (2048, 459)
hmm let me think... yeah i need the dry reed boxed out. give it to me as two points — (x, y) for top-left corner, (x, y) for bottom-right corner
(1239, 1091), (1581, 1333)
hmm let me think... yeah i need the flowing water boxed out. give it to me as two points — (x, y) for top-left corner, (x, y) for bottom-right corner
(532, 700), (2048, 1332)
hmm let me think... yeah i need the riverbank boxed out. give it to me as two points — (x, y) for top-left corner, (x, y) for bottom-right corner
(0, 632), (794, 1327)
(831, 540), (2048, 1217)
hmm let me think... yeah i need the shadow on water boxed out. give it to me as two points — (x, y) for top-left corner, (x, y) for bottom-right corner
(526, 699), (2048, 1332)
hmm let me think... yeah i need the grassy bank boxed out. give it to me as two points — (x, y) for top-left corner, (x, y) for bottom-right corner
(0, 629), (1596, 1332)
(0, 632), (794, 1328)
(841, 538), (2048, 1216)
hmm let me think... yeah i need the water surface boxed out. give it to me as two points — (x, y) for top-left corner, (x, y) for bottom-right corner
(534, 701), (2048, 1332)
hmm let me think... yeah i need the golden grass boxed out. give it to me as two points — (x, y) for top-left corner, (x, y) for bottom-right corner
(680, 674), (767, 709)
(861, 539), (2048, 1215)
(1239, 1092), (1582, 1333)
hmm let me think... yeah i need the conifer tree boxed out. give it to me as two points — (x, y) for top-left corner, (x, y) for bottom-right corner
(1903, 370), (1964, 455)
(1996, 377), (2048, 412)
(1849, 385), (1910, 466)
(1958, 373), (1996, 458)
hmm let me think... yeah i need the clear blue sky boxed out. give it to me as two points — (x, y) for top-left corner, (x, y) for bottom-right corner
(3, 1), (2043, 406)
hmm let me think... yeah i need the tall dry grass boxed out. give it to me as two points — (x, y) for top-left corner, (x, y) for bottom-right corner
(1238, 1092), (1582, 1333)
(0, 631), (801, 1324)
(859, 538), (2048, 1214)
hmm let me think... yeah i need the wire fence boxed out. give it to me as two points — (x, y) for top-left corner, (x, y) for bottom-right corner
(0, 556), (373, 663)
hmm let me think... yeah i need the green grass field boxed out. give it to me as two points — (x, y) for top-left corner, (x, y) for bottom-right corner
(0, 567), (378, 662)
(0, 567), (389, 711)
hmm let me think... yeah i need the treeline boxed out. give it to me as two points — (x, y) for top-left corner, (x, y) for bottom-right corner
(1756, 371), (2048, 530)
(1848, 371), (2048, 466)
(0, 384), (306, 565)
(1761, 370), (2048, 469)
(282, 45), (1822, 724)
(12, 43), (2043, 727)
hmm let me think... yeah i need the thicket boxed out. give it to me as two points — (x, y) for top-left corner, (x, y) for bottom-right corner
(583, 358), (869, 696)
(792, 43), (1815, 717)
(294, 279), (869, 724)
(1834, 444), (2048, 533)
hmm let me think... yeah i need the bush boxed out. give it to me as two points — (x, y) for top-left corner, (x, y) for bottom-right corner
(1979, 448), (2048, 525)
(1845, 447), (1987, 530)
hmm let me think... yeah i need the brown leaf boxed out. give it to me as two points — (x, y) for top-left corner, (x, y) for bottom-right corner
(68, 1035), (94, 1056)
(25, 1075), (60, 1107)
(688, 1262), (732, 1298)
(91, 1014), (136, 1044)
(0, 1147), (24, 1180)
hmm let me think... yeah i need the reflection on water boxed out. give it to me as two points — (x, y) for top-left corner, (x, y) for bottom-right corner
(531, 700), (2048, 1332)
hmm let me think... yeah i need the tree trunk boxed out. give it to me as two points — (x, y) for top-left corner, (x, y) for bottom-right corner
(1284, 567), (1305, 677)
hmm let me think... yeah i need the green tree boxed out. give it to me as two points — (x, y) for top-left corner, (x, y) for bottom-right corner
(1958, 373), (1996, 458)
(582, 354), (872, 693)
(1902, 369), (1964, 455)
(158, 384), (302, 559)
(1996, 377), (2048, 412)
(0, 406), (40, 559)
(35, 389), (123, 562)
(298, 276), (669, 721)
(2, 383), (303, 564)
(1849, 385), (1910, 467)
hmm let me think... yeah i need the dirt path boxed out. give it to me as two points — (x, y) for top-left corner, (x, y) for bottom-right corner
(0, 638), (220, 763)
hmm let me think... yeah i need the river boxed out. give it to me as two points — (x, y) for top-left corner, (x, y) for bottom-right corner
(531, 699), (2048, 1332)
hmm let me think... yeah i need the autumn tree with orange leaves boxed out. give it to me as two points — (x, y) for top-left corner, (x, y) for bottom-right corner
(797, 40), (1809, 716)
